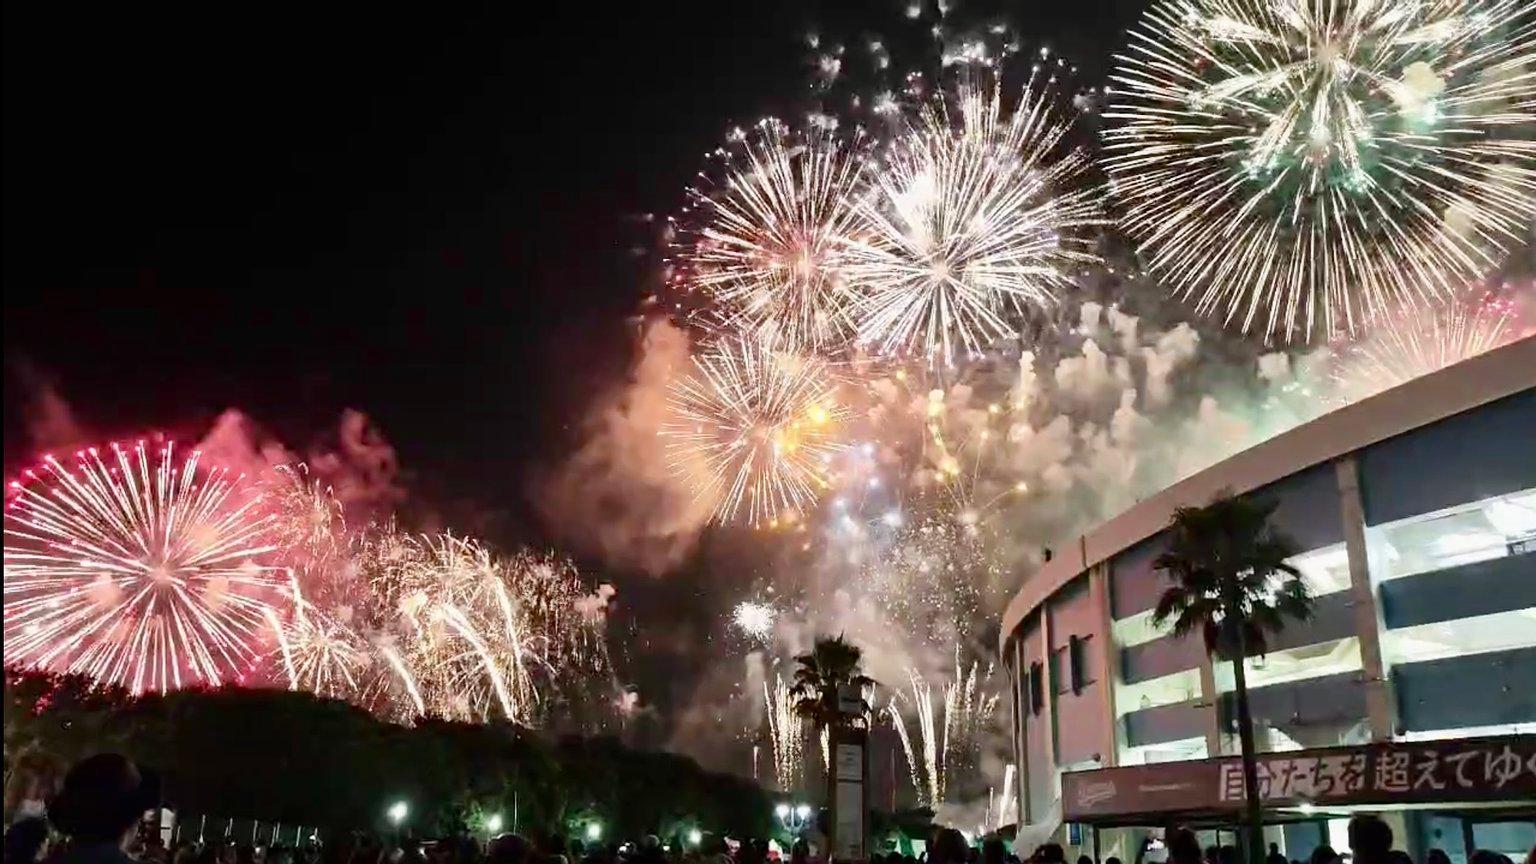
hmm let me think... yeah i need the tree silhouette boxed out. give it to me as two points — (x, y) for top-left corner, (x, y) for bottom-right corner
(789, 635), (873, 732)
(1152, 493), (1314, 864)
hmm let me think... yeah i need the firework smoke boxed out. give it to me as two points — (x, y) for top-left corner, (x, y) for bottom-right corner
(535, 318), (715, 575)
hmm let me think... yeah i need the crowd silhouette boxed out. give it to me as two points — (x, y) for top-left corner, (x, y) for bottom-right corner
(5, 756), (1531, 864)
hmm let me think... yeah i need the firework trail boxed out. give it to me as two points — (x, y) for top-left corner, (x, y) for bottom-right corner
(1103, 0), (1536, 341)
(843, 82), (1102, 363)
(665, 337), (849, 527)
(267, 572), (370, 700)
(885, 660), (999, 806)
(370, 532), (540, 723)
(353, 528), (616, 726)
(3, 441), (282, 694)
(677, 121), (870, 354)
(763, 673), (805, 792)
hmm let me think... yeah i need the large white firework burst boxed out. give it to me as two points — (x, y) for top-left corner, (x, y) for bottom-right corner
(3, 441), (282, 694)
(1104, 0), (1536, 341)
(680, 121), (870, 354)
(665, 338), (848, 527)
(843, 83), (1102, 363)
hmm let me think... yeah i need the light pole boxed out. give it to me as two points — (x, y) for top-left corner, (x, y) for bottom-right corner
(585, 822), (602, 843)
(486, 814), (504, 835)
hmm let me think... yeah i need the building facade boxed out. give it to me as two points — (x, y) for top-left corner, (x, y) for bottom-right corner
(998, 338), (1536, 860)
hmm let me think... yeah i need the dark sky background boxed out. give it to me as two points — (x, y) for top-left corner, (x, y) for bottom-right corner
(4, 0), (1143, 745)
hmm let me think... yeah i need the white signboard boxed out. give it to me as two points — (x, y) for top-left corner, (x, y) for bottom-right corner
(835, 780), (864, 859)
(835, 743), (863, 781)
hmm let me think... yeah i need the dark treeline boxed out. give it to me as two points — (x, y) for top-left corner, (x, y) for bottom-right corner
(3, 669), (773, 841)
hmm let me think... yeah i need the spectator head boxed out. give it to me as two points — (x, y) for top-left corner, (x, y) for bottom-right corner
(1308, 846), (1338, 864)
(1468, 852), (1512, 864)
(982, 838), (1007, 864)
(1425, 850), (1452, 864)
(4, 816), (49, 864)
(1166, 832), (1202, 864)
(1348, 816), (1393, 864)
(488, 835), (530, 864)
(1271, 847), (1281, 856)
(48, 753), (152, 846)
(1077, 856), (1093, 864)
(1107, 858), (1123, 864)
(1035, 845), (1066, 864)
(930, 830), (968, 864)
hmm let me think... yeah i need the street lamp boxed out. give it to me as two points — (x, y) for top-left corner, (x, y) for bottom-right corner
(388, 802), (408, 826)
(687, 829), (703, 847)
(585, 822), (602, 842)
(486, 814), (504, 834)
(776, 802), (811, 833)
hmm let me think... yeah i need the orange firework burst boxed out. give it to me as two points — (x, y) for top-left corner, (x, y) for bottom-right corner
(665, 337), (849, 527)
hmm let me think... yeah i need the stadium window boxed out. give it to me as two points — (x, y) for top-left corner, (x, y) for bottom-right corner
(1028, 661), (1044, 715)
(1069, 635), (1093, 693)
(1052, 647), (1071, 695)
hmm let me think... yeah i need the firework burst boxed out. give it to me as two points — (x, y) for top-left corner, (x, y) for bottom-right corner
(1331, 293), (1521, 400)
(267, 463), (344, 557)
(268, 578), (369, 701)
(843, 83), (1102, 363)
(355, 528), (613, 726)
(732, 600), (778, 643)
(666, 338), (849, 527)
(1104, 0), (1536, 341)
(679, 121), (869, 354)
(3, 441), (282, 694)
(380, 533), (538, 723)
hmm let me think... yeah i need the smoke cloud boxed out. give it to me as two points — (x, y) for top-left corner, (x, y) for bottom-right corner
(534, 317), (714, 575)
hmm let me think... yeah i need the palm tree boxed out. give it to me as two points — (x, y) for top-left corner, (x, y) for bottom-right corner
(1151, 493), (1315, 864)
(789, 635), (874, 732)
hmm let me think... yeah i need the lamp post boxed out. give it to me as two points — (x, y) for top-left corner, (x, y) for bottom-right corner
(486, 814), (504, 835)
(585, 822), (602, 843)
(776, 802), (811, 835)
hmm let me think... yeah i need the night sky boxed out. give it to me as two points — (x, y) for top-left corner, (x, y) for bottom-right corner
(4, 0), (1143, 743)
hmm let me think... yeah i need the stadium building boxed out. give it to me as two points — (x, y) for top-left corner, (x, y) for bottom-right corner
(998, 338), (1536, 863)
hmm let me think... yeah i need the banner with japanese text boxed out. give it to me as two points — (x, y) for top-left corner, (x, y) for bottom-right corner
(1063, 735), (1536, 822)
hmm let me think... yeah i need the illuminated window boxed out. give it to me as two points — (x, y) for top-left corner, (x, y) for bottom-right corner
(1366, 489), (1536, 583)
(1114, 667), (1202, 717)
(1212, 636), (1363, 693)
(1111, 609), (1168, 649)
(1288, 542), (1351, 596)
(1384, 607), (1536, 666)
(1118, 735), (1207, 766)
